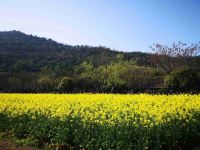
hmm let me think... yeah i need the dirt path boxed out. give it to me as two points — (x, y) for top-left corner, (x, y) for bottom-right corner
(0, 140), (36, 150)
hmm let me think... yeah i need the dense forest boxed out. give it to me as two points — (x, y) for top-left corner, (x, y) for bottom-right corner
(0, 30), (199, 93)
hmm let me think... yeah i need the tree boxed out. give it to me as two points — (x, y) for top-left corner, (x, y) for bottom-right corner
(151, 42), (200, 73)
(0, 73), (9, 92)
(77, 62), (99, 90)
(37, 76), (56, 92)
(56, 76), (74, 92)
(8, 77), (21, 92)
(78, 57), (133, 92)
(105, 60), (132, 92)
(122, 65), (164, 92)
(164, 67), (200, 92)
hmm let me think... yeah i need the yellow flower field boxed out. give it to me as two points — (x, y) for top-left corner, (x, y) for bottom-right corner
(0, 94), (200, 149)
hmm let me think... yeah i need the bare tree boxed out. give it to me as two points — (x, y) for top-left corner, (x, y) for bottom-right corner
(150, 42), (200, 74)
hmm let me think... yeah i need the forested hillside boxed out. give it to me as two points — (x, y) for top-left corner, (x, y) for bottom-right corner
(0, 31), (199, 93)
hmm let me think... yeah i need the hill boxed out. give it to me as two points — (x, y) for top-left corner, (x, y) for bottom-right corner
(0, 30), (153, 73)
(0, 30), (199, 93)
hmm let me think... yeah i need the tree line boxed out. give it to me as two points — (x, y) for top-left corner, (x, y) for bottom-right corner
(0, 31), (199, 93)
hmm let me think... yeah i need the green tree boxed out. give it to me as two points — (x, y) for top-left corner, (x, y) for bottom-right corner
(164, 67), (200, 92)
(8, 77), (21, 92)
(105, 60), (131, 92)
(37, 76), (56, 92)
(123, 65), (164, 92)
(56, 76), (74, 92)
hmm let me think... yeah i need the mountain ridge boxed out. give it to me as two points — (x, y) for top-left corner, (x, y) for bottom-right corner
(0, 30), (147, 54)
(0, 30), (152, 73)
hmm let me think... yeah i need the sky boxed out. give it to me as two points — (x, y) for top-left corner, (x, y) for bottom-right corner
(0, 0), (200, 52)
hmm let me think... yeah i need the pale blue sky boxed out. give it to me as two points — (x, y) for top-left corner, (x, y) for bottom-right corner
(0, 0), (200, 52)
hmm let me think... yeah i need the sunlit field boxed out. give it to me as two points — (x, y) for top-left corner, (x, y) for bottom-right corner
(0, 94), (200, 149)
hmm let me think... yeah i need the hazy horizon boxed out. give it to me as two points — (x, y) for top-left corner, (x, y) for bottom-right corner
(1, 0), (200, 52)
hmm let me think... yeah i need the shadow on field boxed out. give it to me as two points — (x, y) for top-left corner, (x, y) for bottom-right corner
(1, 113), (200, 150)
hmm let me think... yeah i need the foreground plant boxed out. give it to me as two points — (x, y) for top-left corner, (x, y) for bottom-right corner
(0, 94), (200, 149)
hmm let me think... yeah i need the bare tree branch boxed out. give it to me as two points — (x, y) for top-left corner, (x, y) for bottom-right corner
(150, 42), (200, 74)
